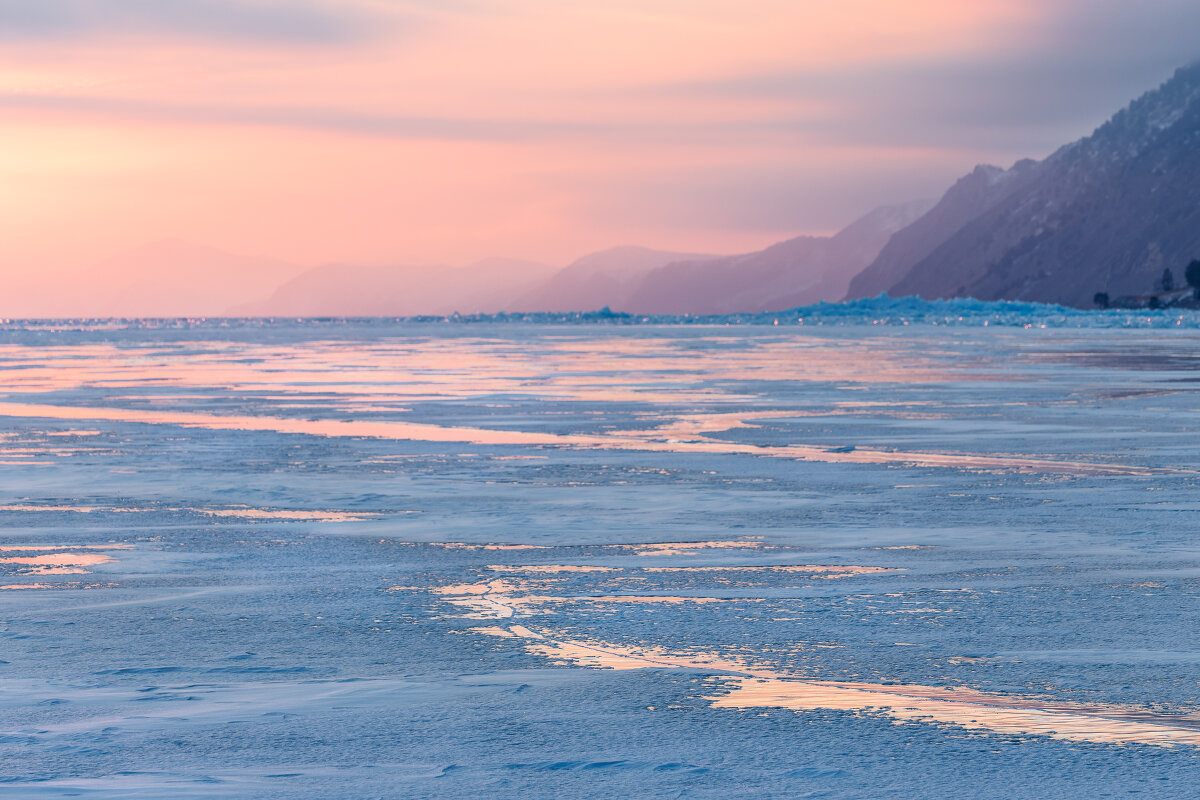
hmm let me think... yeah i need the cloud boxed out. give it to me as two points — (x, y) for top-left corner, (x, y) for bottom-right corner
(660, 0), (1200, 157)
(0, 91), (622, 141)
(556, 159), (966, 239)
(0, 0), (388, 44)
(0, 90), (847, 147)
(6, 1), (1195, 155)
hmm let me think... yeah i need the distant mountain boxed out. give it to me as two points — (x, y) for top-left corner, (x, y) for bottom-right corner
(845, 163), (1040, 300)
(231, 257), (556, 316)
(622, 199), (934, 314)
(509, 246), (721, 312)
(64, 239), (306, 318)
(850, 62), (1200, 307)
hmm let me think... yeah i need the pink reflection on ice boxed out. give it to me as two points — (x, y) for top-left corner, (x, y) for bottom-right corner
(0, 543), (129, 577)
(0, 401), (1159, 476)
(573, 595), (734, 604)
(0, 504), (376, 522)
(708, 676), (1200, 747)
(623, 539), (764, 557)
(0, 335), (970, 405)
(486, 565), (616, 573)
(414, 561), (1200, 747)
(503, 626), (1200, 748)
(0, 544), (133, 551)
(643, 565), (900, 578)
(0, 335), (1169, 477)
(430, 542), (549, 551)
(1, 553), (115, 567)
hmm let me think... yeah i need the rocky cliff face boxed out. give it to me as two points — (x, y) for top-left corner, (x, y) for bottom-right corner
(622, 199), (933, 315)
(866, 62), (1200, 307)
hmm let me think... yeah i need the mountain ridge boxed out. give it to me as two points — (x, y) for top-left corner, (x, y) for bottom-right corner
(625, 199), (934, 314)
(508, 246), (723, 312)
(228, 257), (556, 317)
(858, 62), (1200, 307)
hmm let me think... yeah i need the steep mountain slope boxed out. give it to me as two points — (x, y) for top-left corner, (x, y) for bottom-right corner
(878, 62), (1200, 307)
(844, 162), (1040, 299)
(230, 257), (555, 316)
(623, 199), (933, 314)
(509, 246), (720, 312)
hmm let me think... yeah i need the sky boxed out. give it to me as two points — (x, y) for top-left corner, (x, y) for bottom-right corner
(3, 0), (1200, 309)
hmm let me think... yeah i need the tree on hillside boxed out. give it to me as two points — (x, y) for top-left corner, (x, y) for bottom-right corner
(1161, 267), (1175, 292)
(1093, 292), (1109, 309)
(1187, 260), (1200, 300)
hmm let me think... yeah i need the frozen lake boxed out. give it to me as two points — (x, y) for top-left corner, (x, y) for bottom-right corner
(2, 316), (1199, 797)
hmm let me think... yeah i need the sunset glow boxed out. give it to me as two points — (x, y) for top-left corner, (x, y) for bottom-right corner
(5, 4), (1200, 790)
(3, 0), (1198, 315)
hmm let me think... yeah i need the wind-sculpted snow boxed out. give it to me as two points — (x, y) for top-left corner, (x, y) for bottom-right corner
(2, 320), (1200, 798)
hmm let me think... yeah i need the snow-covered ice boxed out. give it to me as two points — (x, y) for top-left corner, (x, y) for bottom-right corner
(1, 305), (1200, 797)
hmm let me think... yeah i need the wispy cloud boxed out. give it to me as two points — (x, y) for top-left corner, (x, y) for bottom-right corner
(0, 90), (841, 146)
(0, 0), (390, 44)
(0, 91), (620, 141)
(554, 155), (963, 237)
(3, 0), (1198, 277)
(660, 0), (1200, 156)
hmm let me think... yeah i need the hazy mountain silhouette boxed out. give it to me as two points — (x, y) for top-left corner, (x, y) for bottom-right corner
(509, 246), (723, 312)
(845, 164), (1040, 300)
(230, 257), (556, 316)
(75, 239), (306, 318)
(98, 63), (1200, 318)
(624, 200), (933, 314)
(848, 61), (1200, 307)
(234, 203), (932, 317)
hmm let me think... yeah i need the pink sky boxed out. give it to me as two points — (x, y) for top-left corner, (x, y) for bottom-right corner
(2, 0), (1198, 309)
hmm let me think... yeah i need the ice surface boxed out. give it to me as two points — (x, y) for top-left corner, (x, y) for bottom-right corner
(5, 293), (1200, 328)
(1, 309), (1200, 797)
